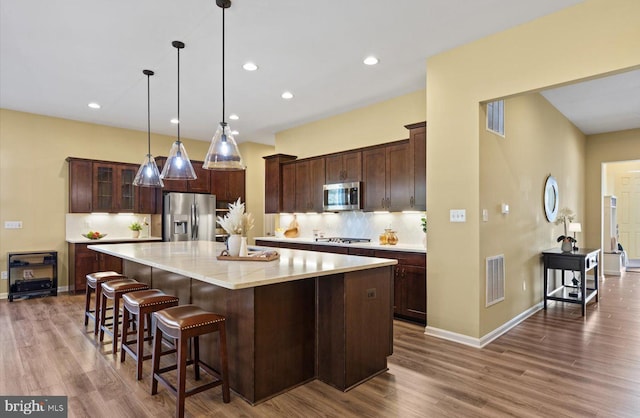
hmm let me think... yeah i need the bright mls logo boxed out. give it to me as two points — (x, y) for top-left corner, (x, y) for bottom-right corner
(1, 396), (67, 417)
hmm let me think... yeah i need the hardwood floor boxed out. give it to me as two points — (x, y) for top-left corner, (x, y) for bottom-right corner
(2, 272), (639, 417)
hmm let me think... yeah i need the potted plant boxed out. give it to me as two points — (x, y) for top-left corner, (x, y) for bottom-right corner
(554, 207), (576, 252)
(129, 221), (143, 238)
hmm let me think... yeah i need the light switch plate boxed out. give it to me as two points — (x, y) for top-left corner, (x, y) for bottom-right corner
(1, 271), (7, 280)
(482, 209), (489, 222)
(4, 221), (23, 229)
(450, 209), (466, 222)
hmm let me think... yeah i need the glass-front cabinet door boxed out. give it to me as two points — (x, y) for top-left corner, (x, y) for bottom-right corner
(93, 163), (115, 212)
(118, 166), (136, 212)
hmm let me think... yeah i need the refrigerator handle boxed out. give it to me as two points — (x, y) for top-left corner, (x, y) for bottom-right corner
(191, 203), (198, 240)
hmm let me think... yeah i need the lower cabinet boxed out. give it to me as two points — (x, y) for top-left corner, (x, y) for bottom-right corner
(375, 250), (426, 324)
(68, 243), (124, 293)
(254, 240), (426, 324)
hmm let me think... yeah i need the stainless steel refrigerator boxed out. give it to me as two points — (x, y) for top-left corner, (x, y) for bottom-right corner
(163, 193), (216, 242)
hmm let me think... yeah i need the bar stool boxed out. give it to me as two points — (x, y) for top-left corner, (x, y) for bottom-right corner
(99, 279), (149, 355)
(151, 305), (230, 418)
(84, 271), (127, 335)
(120, 289), (179, 380)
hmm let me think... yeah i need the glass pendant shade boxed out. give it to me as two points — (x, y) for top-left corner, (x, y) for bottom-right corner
(203, 122), (245, 170)
(134, 154), (164, 187)
(161, 140), (197, 179)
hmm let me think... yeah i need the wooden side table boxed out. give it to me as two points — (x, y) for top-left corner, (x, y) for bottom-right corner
(542, 248), (600, 316)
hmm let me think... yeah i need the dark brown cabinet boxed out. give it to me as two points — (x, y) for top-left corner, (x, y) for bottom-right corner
(325, 151), (361, 184)
(136, 186), (160, 214)
(92, 162), (137, 212)
(68, 158), (93, 212)
(406, 122), (426, 211)
(211, 170), (246, 202)
(375, 250), (426, 323)
(263, 154), (297, 213)
(295, 158), (325, 212)
(68, 243), (123, 293)
(362, 141), (413, 212)
(281, 162), (297, 213)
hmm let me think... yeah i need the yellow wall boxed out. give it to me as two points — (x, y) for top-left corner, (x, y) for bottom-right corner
(585, 128), (640, 252)
(276, 90), (426, 158)
(0, 108), (269, 294)
(426, 0), (640, 338)
(479, 93), (585, 335)
(238, 141), (277, 243)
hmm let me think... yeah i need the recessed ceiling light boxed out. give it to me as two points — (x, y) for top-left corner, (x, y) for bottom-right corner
(243, 62), (258, 71)
(281, 91), (294, 100)
(363, 56), (379, 66)
(170, 118), (179, 124)
(231, 130), (239, 136)
(229, 114), (239, 120)
(88, 102), (101, 109)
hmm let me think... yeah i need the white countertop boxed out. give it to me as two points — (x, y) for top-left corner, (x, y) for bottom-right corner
(254, 236), (426, 253)
(66, 236), (163, 244)
(88, 241), (397, 290)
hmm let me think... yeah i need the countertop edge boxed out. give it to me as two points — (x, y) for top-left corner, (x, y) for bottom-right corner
(255, 236), (426, 253)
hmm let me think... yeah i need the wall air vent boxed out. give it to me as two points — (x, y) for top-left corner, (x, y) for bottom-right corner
(486, 255), (505, 306)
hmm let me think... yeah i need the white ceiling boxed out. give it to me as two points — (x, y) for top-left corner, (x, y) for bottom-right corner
(4, 0), (633, 147)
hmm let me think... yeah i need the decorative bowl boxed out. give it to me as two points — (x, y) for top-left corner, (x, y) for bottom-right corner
(82, 232), (107, 240)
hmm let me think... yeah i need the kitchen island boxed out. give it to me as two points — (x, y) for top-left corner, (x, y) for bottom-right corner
(89, 241), (397, 404)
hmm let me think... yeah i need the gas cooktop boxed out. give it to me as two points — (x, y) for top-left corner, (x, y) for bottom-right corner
(314, 237), (371, 244)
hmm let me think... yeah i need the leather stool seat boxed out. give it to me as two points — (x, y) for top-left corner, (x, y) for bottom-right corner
(121, 289), (180, 380)
(99, 279), (149, 355)
(84, 271), (127, 335)
(151, 304), (230, 418)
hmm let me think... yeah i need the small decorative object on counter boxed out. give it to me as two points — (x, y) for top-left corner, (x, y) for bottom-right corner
(385, 229), (398, 245)
(217, 198), (254, 257)
(129, 221), (143, 238)
(379, 232), (388, 245)
(239, 237), (249, 257)
(284, 215), (299, 238)
(82, 231), (107, 240)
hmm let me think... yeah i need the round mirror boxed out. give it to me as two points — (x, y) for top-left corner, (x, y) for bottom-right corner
(544, 175), (559, 222)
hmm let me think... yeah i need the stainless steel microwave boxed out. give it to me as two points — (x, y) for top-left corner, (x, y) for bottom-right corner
(323, 182), (361, 211)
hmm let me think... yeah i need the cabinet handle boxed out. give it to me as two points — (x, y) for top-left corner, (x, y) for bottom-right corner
(381, 198), (385, 209)
(410, 196), (414, 207)
(386, 197), (390, 208)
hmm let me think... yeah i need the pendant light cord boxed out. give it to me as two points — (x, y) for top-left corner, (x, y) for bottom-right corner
(146, 72), (151, 156)
(222, 5), (225, 124)
(177, 46), (181, 143)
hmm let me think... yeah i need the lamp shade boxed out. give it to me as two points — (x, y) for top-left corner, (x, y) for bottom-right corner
(134, 154), (164, 187)
(161, 140), (197, 179)
(568, 222), (582, 233)
(203, 122), (245, 170)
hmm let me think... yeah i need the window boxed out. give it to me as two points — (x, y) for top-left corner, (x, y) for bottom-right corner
(487, 100), (504, 136)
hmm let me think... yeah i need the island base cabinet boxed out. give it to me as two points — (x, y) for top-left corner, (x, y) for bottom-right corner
(318, 267), (393, 390)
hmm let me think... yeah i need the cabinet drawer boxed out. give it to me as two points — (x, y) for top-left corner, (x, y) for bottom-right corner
(348, 247), (375, 257)
(546, 255), (581, 271)
(374, 250), (425, 267)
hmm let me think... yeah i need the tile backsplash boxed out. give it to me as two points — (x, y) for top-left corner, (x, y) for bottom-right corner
(66, 213), (161, 239)
(276, 211), (426, 245)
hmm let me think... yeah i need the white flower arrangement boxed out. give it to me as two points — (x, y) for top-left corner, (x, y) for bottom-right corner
(217, 198), (254, 237)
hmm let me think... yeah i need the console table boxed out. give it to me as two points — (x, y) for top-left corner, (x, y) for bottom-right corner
(542, 248), (600, 316)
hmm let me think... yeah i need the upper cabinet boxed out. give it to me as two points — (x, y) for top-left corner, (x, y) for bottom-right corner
(155, 158), (210, 193)
(67, 157), (161, 214)
(407, 122), (426, 211)
(92, 162), (137, 212)
(295, 158), (325, 212)
(281, 162), (297, 213)
(363, 141), (413, 212)
(325, 151), (362, 184)
(264, 154), (297, 213)
(211, 170), (246, 203)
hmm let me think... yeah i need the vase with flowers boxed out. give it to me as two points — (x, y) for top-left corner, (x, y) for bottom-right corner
(217, 198), (254, 256)
(555, 207), (576, 252)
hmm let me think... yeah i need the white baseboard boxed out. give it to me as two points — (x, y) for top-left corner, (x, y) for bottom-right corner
(424, 302), (543, 348)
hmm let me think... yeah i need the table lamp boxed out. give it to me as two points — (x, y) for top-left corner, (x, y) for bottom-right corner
(569, 222), (582, 251)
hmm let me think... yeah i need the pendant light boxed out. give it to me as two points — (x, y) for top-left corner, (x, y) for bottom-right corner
(133, 70), (164, 187)
(160, 40), (197, 180)
(203, 0), (245, 171)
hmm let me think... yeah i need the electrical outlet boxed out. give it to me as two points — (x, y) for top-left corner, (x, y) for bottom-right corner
(1, 271), (7, 280)
(366, 288), (377, 299)
(4, 221), (23, 229)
